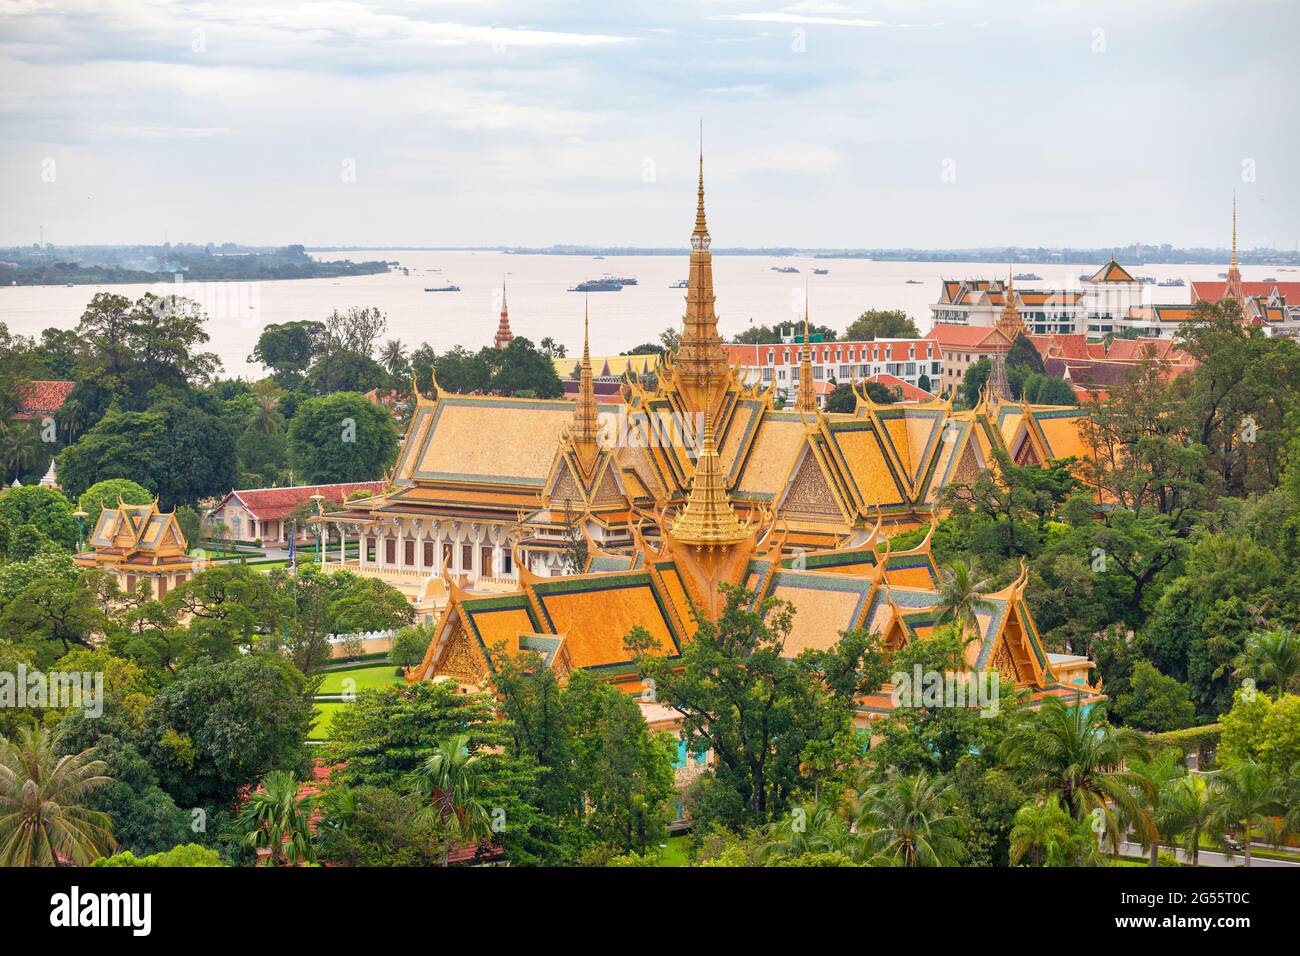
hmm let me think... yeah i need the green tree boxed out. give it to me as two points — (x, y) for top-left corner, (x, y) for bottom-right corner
(77, 478), (153, 516)
(390, 624), (433, 672)
(1234, 628), (1300, 699)
(0, 726), (116, 866)
(856, 773), (967, 867)
(626, 584), (887, 828)
(1112, 661), (1197, 732)
(140, 655), (315, 809)
(1157, 773), (1214, 866)
(287, 392), (399, 484)
(1208, 758), (1280, 867)
(237, 770), (316, 866)
(999, 696), (1154, 846)
(414, 734), (492, 867)
(0, 484), (78, 552)
(1008, 795), (1096, 866)
(843, 309), (919, 341)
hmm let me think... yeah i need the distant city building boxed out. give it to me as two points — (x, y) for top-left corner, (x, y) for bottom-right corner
(723, 335), (941, 409)
(930, 200), (1300, 340)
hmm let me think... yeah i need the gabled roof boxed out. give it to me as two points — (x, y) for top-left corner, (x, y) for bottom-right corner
(1086, 259), (1137, 283)
(924, 324), (1014, 350)
(215, 481), (386, 521)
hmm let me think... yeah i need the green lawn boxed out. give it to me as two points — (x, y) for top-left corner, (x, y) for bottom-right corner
(310, 702), (345, 739)
(317, 664), (405, 696)
(656, 835), (690, 867)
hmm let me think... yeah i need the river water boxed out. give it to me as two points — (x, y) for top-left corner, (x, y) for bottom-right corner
(0, 251), (1264, 377)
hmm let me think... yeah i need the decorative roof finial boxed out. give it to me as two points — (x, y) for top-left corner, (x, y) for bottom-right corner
(572, 295), (600, 467)
(669, 379), (749, 548)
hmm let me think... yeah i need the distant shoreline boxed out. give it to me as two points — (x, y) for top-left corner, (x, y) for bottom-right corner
(307, 245), (1300, 266)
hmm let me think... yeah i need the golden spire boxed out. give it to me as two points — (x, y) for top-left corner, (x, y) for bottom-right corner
(494, 277), (514, 349)
(670, 390), (749, 548)
(573, 296), (600, 469)
(675, 134), (729, 416)
(1226, 193), (1243, 301)
(795, 290), (817, 413)
(693, 132), (709, 240)
(995, 265), (1024, 338)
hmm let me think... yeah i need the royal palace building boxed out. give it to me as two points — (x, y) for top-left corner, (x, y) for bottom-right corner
(318, 156), (1104, 721)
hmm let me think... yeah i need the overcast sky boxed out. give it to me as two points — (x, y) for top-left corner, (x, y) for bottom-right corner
(1, 0), (1296, 250)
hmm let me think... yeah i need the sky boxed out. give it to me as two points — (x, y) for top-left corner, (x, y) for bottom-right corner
(1, 0), (1297, 250)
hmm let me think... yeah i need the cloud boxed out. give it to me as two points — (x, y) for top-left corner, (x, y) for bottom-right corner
(711, 11), (885, 27)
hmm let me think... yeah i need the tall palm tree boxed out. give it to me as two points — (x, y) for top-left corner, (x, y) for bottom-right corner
(1125, 751), (1185, 865)
(1009, 795), (1098, 866)
(415, 734), (491, 867)
(0, 422), (40, 482)
(247, 379), (285, 436)
(237, 770), (316, 866)
(761, 801), (852, 863)
(1208, 759), (1279, 868)
(0, 725), (115, 866)
(1158, 774), (1214, 866)
(855, 773), (967, 867)
(999, 696), (1154, 849)
(380, 339), (408, 378)
(936, 560), (995, 644)
(1233, 628), (1300, 699)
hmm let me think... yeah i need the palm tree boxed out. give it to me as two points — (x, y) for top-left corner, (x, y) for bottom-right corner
(999, 696), (1154, 849)
(1126, 751), (1184, 865)
(0, 725), (115, 866)
(936, 560), (995, 644)
(1009, 795), (1098, 866)
(380, 339), (408, 378)
(247, 379), (285, 436)
(761, 801), (852, 863)
(414, 734), (491, 866)
(1233, 628), (1300, 699)
(237, 770), (316, 866)
(0, 422), (39, 482)
(856, 773), (967, 867)
(1158, 774), (1214, 866)
(1208, 759), (1279, 868)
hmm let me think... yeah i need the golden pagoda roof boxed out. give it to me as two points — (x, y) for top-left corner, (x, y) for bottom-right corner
(669, 399), (751, 547)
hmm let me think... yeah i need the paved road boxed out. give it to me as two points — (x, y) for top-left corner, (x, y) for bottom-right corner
(1119, 840), (1300, 868)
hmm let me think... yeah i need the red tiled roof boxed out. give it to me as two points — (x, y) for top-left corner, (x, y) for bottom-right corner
(16, 379), (74, 417)
(218, 481), (387, 521)
(924, 325), (1012, 350)
(1027, 334), (1091, 362)
(864, 373), (937, 404)
(1192, 281), (1300, 304)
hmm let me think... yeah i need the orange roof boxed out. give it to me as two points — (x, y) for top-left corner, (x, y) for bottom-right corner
(15, 379), (74, 417)
(218, 482), (387, 521)
(1192, 280), (1300, 304)
(924, 325), (1012, 350)
(1027, 334), (1091, 362)
(1087, 259), (1137, 283)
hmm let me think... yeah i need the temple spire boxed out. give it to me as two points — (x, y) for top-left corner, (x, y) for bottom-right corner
(995, 266), (1025, 339)
(795, 291), (817, 413)
(494, 278), (514, 349)
(670, 388), (749, 548)
(572, 296), (601, 471)
(675, 136), (729, 417)
(1225, 194), (1243, 302)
